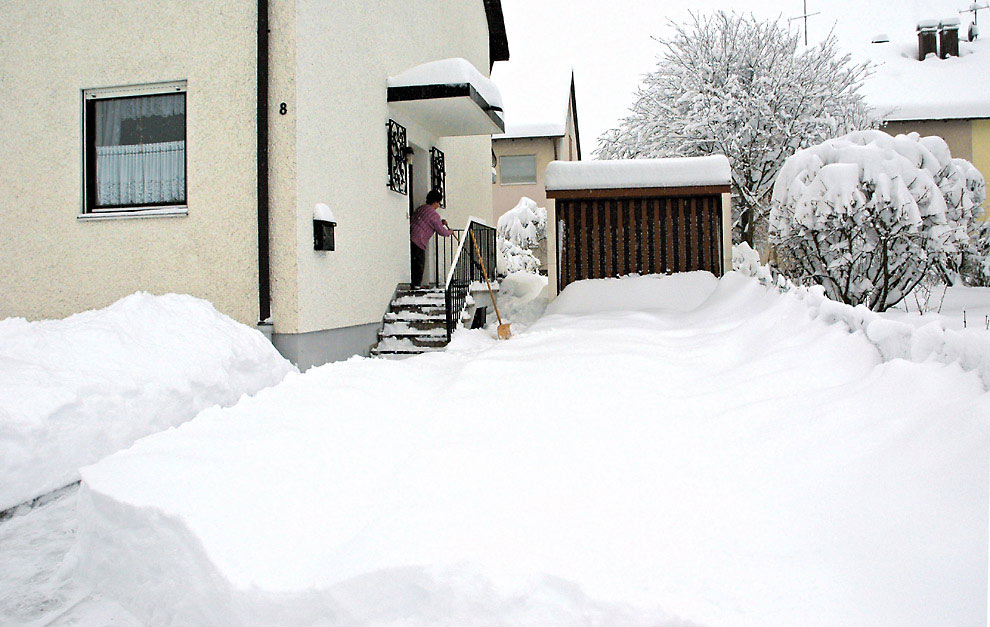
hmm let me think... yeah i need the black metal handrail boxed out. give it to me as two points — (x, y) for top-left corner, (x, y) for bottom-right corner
(444, 219), (496, 340)
(433, 228), (464, 287)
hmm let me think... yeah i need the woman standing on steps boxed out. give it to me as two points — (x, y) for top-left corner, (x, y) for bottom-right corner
(409, 189), (453, 288)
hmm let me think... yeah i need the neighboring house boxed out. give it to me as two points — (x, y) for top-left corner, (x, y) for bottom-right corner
(864, 19), (990, 218)
(491, 67), (581, 266)
(0, 1), (510, 369)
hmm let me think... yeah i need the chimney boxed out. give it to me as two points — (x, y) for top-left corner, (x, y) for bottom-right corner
(917, 19), (939, 60)
(939, 18), (961, 57)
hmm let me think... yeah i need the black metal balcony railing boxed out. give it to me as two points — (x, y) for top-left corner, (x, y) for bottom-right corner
(433, 228), (463, 288)
(443, 220), (496, 341)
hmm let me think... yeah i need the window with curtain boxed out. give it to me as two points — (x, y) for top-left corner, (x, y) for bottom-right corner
(500, 154), (537, 185)
(84, 88), (186, 211)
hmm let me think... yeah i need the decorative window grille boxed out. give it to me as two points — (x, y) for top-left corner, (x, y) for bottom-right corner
(430, 147), (446, 206)
(387, 119), (408, 195)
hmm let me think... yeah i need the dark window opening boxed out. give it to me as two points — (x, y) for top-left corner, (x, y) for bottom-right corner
(85, 91), (187, 212)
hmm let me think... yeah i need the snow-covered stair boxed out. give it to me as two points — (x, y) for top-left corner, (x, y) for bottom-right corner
(370, 286), (467, 359)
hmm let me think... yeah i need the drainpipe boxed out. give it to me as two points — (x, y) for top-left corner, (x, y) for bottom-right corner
(257, 0), (272, 328)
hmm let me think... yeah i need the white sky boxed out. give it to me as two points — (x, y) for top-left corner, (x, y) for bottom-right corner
(496, 0), (973, 155)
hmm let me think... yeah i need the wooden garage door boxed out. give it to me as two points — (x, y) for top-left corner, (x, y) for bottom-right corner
(556, 195), (723, 292)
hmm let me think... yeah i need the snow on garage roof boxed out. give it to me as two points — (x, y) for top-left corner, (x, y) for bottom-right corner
(545, 155), (731, 192)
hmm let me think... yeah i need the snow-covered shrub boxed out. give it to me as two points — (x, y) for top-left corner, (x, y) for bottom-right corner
(595, 11), (874, 247)
(497, 197), (547, 249)
(769, 130), (987, 311)
(497, 238), (540, 275)
(496, 197), (547, 275)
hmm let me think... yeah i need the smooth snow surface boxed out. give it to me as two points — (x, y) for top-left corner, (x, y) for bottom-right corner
(0, 293), (295, 512)
(75, 273), (989, 626)
(387, 58), (503, 111)
(545, 155), (731, 190)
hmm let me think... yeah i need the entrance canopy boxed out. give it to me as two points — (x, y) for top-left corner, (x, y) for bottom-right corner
(387, 58), (504, 137)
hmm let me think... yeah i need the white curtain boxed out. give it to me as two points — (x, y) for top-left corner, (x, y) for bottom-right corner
(96, 141), (185, 206)
(94, 93), (185, 207)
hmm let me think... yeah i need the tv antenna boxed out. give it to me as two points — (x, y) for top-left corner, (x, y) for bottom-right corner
(960, 2), (989, 39)
(789, 0), (821, 46)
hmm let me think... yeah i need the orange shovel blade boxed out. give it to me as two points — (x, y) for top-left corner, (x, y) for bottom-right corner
(497, 323), (512, 340)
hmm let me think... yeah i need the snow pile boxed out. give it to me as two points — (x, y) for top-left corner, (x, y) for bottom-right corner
(387, 57), (503, 112)
(770, 129), (986, 310)
(71, 273), (988, 626)
(494, 272), (548, 332)
(546, 155), (731, 191)
(0, 293), (295, 512)
(546, 272), (718, 315)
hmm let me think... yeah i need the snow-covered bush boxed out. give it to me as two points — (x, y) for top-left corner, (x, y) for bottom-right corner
(596, 11), (874, 247)
(497, 238), (540, 275)
(497, 197), (547, 249)
(769, 130), (986, 311)
(496, 197), (547, 275)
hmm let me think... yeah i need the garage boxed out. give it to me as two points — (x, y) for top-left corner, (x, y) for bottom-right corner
(545, 156), (733, 293)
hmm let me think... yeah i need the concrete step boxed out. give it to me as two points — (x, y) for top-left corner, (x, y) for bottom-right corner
(381, 320), (447, 336)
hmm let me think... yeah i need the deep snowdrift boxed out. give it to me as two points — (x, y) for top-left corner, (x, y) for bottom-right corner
(0, 293), (295, 511)
(74, 274), (988, 626)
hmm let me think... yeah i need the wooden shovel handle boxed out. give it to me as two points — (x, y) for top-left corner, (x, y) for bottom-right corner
(469, 229), (505, 327)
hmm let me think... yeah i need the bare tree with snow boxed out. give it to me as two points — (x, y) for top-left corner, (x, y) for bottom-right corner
(769, 130), (986, 311)
(596, 12), (874, 247)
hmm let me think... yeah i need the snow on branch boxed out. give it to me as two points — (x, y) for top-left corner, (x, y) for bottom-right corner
(595, 11), (875, 247)
(769, 129), (987, 311)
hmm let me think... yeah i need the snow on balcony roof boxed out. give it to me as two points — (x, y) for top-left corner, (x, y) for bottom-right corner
(387, 58), (503, 111)
(491, 62), (572, 140)
(545, 156), (731, 192)
(387, 58), (505, 136)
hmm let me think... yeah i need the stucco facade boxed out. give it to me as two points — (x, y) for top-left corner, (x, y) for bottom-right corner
(884, 118), (990, 219)
(1, 0), (503, 366)
(0, 1), (260, 324)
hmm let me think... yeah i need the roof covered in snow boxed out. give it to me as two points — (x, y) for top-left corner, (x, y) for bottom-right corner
(545, 155), (731, 191)
(860, 36), (990, 121)
(827, 0), (990, 122)
(491, 63), (574, 139)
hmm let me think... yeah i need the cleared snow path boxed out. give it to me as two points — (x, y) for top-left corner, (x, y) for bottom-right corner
(27, 273), (990, 625)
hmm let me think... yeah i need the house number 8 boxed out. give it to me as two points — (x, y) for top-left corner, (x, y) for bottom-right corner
(279, 103), (287, 115)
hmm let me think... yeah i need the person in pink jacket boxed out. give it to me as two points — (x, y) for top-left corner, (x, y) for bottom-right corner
(409, 189), (453, 287)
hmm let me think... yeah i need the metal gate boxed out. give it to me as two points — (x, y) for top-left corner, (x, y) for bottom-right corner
(556, 195), (724, 292)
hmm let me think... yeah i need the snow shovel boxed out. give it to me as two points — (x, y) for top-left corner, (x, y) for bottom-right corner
(469, 229), (511, 340)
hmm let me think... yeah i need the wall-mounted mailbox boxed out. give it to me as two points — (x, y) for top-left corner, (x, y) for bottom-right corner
(314, 203), (336, 251)
(314, 219), (335, 251)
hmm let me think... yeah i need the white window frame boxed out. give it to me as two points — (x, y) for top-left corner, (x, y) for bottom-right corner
(500, 154), (538, 186)
(79, 80), (188, 220)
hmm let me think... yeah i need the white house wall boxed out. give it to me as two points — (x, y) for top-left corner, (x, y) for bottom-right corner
(0, 1), (260, 325)
(291, 0), (492, 335)
(269, 0), (300, 331)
